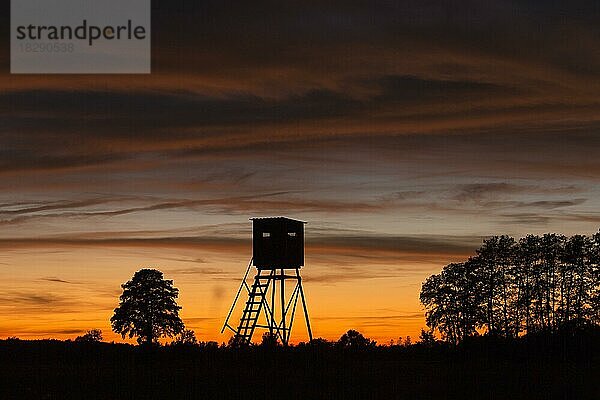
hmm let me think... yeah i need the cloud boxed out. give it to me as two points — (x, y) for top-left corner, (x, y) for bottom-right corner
(312, 313), (425, 330)
(304, 267), (428, 285)
(452, 183), (533, 202)
(451, 183), (584, 202)
(0, 192), (394, 228)
(497, 199), (587, 210)
(5, 293), (63, 306)
(314, 313), (424, 321)
(38, 277), (73, 284)
(0, 236), (247, 252)
(310, 234), (482, 257)
(184, 317), (219, 322)
(496, 213), (552, 225)
(157, 257), (208, 264)
(0, 198), (120, 215)
(165, 267), (227, 276)
(0, 291), (95, 314)
(0, 231), (480, 265)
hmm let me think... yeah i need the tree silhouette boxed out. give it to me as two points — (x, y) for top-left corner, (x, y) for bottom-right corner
(421, 230), (600, 344)
(590, 232), (600, 325)
(227, 335), (247, 348)
(260, 332), (281, 348)
(306, 337), (333, 348)
(337, 329), (376, 348)
(476, 235), (516, 337)
(420, 259), (484, 344)
(75, 329), (103, 343)
(418, 329), (436, 346)
(173, 329), (198, 345)
(111, 269), (184, 345)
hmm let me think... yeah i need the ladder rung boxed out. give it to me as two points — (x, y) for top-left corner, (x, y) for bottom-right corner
(237, 326), (252, 331)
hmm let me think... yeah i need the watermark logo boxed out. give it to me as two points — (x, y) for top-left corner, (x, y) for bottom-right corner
(11, 0), (150, 74)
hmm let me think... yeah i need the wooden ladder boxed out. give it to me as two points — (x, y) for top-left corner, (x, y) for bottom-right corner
(234, 273), (271, 343)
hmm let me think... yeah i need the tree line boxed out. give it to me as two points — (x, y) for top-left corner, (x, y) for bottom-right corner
(108, 268), (380, 348)
(420, 232), (600, 344)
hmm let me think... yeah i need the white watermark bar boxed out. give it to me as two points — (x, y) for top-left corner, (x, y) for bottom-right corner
(11, 0), (150, 74)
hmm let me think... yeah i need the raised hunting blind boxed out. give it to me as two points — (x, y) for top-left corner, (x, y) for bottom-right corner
(252, 217), (305, 269)
(222, 217), (313, 345)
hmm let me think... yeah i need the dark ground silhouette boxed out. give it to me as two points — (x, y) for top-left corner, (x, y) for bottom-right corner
(1, 329), (598, 400)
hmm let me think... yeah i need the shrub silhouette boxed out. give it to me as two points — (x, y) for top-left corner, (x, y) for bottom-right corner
(227, 335), (247, 348)
(306, 337), (333, 348)
(111, 269), (184, 345)
(418, 329), (436, 346)
(260, 332), (281, 348)
(75, 329), (103, 343)
(337, 329), (376, 349)
(173, 329), (198, 346)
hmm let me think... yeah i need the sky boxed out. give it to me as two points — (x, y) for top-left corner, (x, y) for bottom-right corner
(1, 1), (600, 344)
